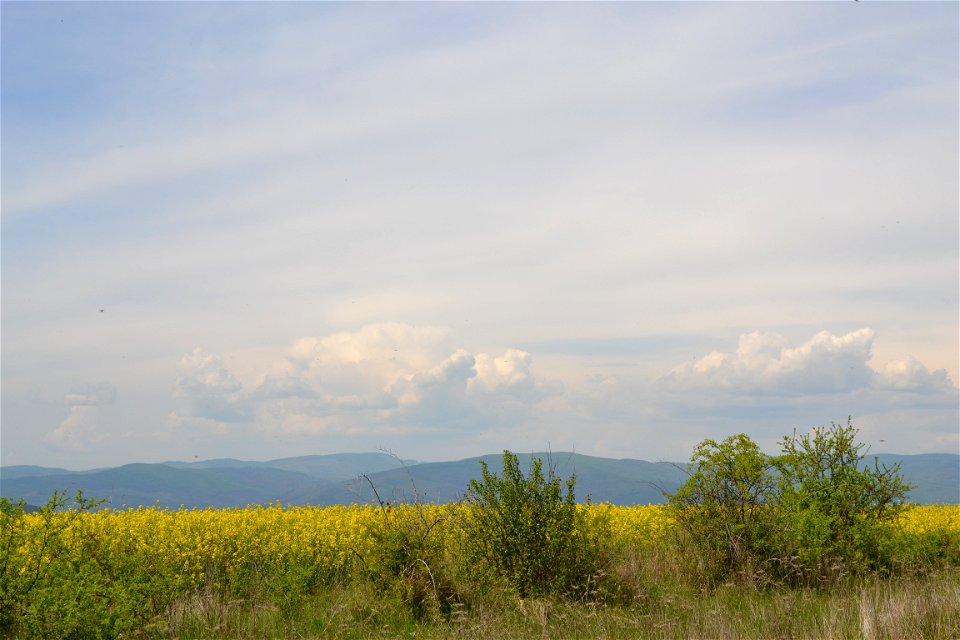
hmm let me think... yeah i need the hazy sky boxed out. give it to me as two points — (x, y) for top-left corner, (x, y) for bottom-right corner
(2, 2), (957, 470)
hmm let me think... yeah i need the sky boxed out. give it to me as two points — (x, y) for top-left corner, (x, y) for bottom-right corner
(2, 2), (957, 470)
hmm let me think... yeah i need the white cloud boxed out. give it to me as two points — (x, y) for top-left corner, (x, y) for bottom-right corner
(875, 356), (954, 392)
(472, 349), (531, 394)
(37, 382), (117, 451)
(287, 323), (450, 370)
(251, 374), (317, 401)
(175, 348), (243, 394)
(170, 324), (559, 435)
(471, 349), (564, 401)
(649, 328), (957, 446)
(274, 323), (450, 418)
(662, 329), (885, 395)
(44, 406), (103, 451)
(391, 349), (478, 427)
(172, 348), (252, 424)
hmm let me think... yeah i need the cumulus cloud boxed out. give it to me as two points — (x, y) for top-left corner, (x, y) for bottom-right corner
(175, 348), (243, 394)
(170, 323), (953, 459)
(38, 382), (117, 451)
(172, 348), (252, 424)
(287, 323), (449, 369)
(660, 328), (954, 398)
(44, 406), (104, 451)
(391, 349), (479, 426)
(277, 323), (450, 409)
(875, 356), (954, 392)
(251, 374), (318, 401)
(172, 324), (560, 435)
(472, 349), (532, 395)
(389, 347), (564, 430)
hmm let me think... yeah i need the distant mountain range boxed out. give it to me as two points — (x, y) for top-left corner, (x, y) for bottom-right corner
(2, 452), (957, 510)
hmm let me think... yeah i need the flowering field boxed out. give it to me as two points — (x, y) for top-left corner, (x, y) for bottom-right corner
(3, 499), (959, 638)
(10, 503), (958, 588)
(894, 504), (960, 535)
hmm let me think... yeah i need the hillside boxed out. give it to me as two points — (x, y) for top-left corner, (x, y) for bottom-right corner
(2, 451), (956, 509)
(1, 464), (330, 509)
(2, 465), (76, 480)
(161, 452), (410, 481)
(331, 453), (690, 506)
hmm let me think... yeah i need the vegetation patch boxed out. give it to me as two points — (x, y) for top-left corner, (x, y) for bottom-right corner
(2, 423), (958, 638)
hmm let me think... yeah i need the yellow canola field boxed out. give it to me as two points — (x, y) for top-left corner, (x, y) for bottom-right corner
(12, 503), (958, 587)
(583, 504), (677, 548)
(893, 504), (960, 535)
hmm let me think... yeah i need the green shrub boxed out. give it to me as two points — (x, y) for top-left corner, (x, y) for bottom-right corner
(667, 434), (779, 583)
(463, 451), (608, 600)
(1, 490), (103, 636)
(1, 490), (186, 639)
(353, 473), (459, 623)
(773, 419), (909, 582)
(364, 504), (454, 621)
(669, 420), (911, 586)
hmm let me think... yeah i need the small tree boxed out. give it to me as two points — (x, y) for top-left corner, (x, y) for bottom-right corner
(463, 451), (603, 599)
(668, 420), (911, 586)
(668, 434), (778, 582)
(773, 418), (910, 580)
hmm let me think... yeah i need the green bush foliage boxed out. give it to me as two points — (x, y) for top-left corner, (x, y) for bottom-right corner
(669, 419), (911, 586)
(462, 451), (607, 599)
(668, 434), (779, 580)
(773, 419), (909, 581)
(1, 491), (103, 637)
(0, 490), (191, 639)
(360, 498), (454, 622)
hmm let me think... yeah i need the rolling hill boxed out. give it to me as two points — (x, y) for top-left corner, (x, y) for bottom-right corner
(2, 451), (956, 510)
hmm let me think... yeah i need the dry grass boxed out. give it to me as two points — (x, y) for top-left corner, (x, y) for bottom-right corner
(159, 568), (959, 639)
(858, 570), (960, 640)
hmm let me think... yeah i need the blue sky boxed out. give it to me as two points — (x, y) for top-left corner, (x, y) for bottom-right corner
(2, 2), (957, 469)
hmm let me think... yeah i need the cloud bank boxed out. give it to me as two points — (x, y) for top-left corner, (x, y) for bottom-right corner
(660, 328), (953, 397)
(158, 324), (957, 459)
(32, 324), (958, 462)
(170, 324), (561, 437)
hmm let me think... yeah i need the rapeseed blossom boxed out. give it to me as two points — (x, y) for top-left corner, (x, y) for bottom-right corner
(10, 503), (957, 590)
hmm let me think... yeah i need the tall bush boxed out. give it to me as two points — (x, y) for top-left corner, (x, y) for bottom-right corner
(668, 420), (910, 586)
(667, 434), (778, 581)
(463, 451), (605, 599)
(773, 419), (909, 581)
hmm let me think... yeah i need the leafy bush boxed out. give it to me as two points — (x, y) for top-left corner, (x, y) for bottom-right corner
(669, 420), (910, 586)
(354, 473), (459, 622)
(463, 451), (608, 599)
(362, 503), (454, 621)
(773, 419), (909, 581)
(1, 490), (187, 639)
(1, 490), (103, 636)
(667, 434), (779, 581)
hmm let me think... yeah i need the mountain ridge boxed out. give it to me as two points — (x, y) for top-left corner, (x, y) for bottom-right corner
(2, 451), (956, 509)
